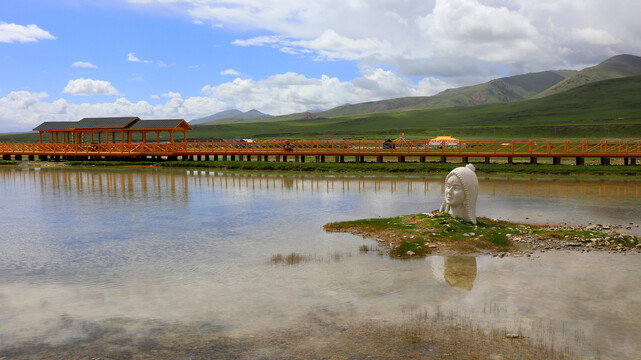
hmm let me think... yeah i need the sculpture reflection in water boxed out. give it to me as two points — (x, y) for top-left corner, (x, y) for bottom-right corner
(443, 256), (478, 291)
(439, 164), (479, 224)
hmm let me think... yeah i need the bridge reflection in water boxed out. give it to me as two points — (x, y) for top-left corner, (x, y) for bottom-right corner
(1, 168), (639, 203)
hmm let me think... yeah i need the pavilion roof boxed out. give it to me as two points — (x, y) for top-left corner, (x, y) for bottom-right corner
(33, 117), (191, 132)
(76, 117), (139, 128)
(127, 119), (193, 130)
(32, 121), (78, 131)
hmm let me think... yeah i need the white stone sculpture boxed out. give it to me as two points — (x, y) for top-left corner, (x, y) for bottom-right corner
(439, 164), (479, 224)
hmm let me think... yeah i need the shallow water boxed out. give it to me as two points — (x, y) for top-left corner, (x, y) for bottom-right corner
(0, 168), (640, 358)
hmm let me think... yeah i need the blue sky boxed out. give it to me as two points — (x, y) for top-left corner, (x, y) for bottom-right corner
(1, 0), (640, 132)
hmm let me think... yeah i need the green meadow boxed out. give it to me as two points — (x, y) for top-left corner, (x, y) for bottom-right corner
(1, 75), (640, 143)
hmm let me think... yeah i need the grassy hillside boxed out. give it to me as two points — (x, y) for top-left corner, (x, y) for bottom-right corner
(2, 75), (640, 143)
(537, 54), (641, 97)
(181, 75), (641, 140)
(252, 70), (576, 123)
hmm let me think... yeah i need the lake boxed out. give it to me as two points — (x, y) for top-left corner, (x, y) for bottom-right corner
(0, 167), (640, 359)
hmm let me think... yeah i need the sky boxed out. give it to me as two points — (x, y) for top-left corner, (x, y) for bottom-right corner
(1, 0), (640, 132)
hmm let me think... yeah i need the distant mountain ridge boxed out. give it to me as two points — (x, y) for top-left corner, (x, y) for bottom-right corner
(190, 109), (270, 125)
(262, 69), (577, 122)
(536, 54), (641, 97)
(191, 54), (641, 125)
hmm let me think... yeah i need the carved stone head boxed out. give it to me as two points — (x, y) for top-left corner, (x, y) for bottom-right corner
(439, 164), (479, 224)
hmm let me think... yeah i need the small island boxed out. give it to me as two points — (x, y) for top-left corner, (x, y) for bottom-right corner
(324, 211), (641, 258)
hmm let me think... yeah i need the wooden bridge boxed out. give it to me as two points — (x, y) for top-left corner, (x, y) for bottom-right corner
(1, 139), (640, 165)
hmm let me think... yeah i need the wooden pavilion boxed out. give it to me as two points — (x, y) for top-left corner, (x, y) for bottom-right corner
(33, 117), (193, 144)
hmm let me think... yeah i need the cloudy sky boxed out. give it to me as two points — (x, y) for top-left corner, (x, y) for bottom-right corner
(1, 0), (640, 132)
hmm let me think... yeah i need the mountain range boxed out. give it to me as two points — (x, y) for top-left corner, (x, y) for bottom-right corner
(190, 109), (270, 125)
(192, 54), (641, 125)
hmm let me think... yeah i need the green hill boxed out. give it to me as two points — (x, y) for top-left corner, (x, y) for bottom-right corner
(185, 75), (641, 140)
(536, 54), (641, 97)
(258, 70), (575, 122)
(205, 54), (638, 124)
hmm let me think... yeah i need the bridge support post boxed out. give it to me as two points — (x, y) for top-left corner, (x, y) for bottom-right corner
(600, 157), (610, 166)
(530, 157), (537, 164)
(485, 157), (490, 164)
(624, 158), (629, 166)
(359, 156), (365, 163)
(553, 157), (561, 165)
(320, 156), (325, 163)
(197, 155), (202, 161)
(39, 155), (47, 161)
(377, 156), (383, 163)
(420, 157), (426, 163)
(315, 156), (320, 163)
(398, 156), (405, 163)
(283, 155), (288, 162)
(2, 155), (10, 160)
(440, 156), (446, 164)
(631, 158), (637, 166)
(295, 156), (299, 163)
(462, 156), (468, 164)
(183, 155), (189, 161)
(576, 157), (584, 165)
(222, 155), (227, 161)
(507, 157), (513, 164)
(213, 155), (218, 161)
(28, 155), (34, 161)
(230, 155), (235, 161)
(340, 156), (344, 163)
(15, 155), (22, 161)
(275, 156), (280, 162)
(204, 155), (210, 161)
(54, 156), (61, 162)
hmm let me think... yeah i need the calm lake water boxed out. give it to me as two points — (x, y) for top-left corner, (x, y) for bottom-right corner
(0, 167), (640, 358)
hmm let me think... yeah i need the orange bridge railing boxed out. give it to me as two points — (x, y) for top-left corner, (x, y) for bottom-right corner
(1, 140), (641, 159)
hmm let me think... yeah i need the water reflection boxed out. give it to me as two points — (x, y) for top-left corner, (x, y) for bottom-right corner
(1, 168), (639, 204)
(1, 168), (641, 359)
(443, 256), (477, 291)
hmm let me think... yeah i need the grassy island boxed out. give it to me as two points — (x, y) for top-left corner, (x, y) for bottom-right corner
(324, 212), (641, 258)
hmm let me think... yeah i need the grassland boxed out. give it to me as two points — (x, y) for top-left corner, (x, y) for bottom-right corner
(159, 75), (641, 140)
(324, 212), (640, 258)
(1, 74), (640, 144)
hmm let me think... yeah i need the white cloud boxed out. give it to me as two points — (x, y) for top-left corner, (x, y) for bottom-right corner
(571, 27), (619, 46)
(62, 78), (120, 96)
(0, 90), (227, 131)
(128, 0), (641, 77)
(1, 68), (449, 131)
(201, 68), (445, 115)
(72, 61), (98, 68)
(127, 52), (152, 63)
(0, 21), (55, 43)
(220, 68), (240, 76)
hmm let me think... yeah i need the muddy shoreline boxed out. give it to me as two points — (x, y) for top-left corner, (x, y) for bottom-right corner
(325, 213), (641, 258)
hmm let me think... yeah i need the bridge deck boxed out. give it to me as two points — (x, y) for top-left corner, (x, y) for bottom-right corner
(1, 140), (640, 159)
